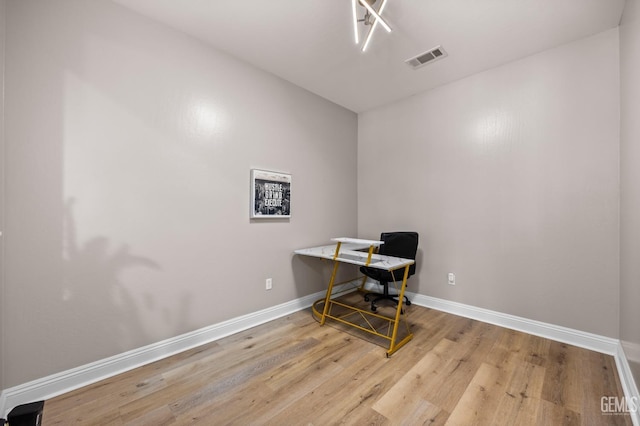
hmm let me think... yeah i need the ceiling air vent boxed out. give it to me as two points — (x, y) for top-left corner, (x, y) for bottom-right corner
(405, 46), (448, 70)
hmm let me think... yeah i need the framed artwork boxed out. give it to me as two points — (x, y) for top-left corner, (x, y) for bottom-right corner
(251, 169), (291, 219)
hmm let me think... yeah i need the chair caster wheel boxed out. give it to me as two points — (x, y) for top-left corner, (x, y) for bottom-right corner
(405, 300), (412, 306)
(371, 305), (377, 312)
(364, 295), (371, 302)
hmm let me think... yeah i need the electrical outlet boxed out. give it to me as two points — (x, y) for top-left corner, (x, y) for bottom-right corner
(266, 278), (272, 290)
(447, 273), (455, 285)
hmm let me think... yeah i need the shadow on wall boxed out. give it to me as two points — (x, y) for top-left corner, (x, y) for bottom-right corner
(62, 198), (162, 355)
(409, 247), (423, 294)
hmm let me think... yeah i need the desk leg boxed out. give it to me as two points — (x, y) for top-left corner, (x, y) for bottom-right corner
(357, 275), (368, 292)
(320, 260), (340, 326)
(386, 265), (413, 357)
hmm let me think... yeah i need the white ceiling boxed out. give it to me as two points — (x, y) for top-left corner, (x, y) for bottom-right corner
(112, 0), (626, 113)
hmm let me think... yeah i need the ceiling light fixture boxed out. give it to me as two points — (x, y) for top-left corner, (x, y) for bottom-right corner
(352, 0), (392, 52)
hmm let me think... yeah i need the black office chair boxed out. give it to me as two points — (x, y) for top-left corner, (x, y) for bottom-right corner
(360, 232), (419, 312)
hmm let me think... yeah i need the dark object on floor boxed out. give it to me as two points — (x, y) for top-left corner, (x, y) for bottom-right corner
(7, 401), (44, 426)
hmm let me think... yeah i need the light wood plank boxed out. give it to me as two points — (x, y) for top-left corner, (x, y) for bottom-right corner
(445, 362), (506, 425)
(372, 338), (455, 420)
(41, 304), (632, 426)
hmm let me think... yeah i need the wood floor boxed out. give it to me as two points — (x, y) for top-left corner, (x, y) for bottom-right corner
(42, 293), (631, 425)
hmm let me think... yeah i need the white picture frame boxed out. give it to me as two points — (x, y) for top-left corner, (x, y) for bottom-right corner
(251, 169), (291, 219)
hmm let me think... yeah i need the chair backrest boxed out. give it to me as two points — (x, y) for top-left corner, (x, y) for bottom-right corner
(378, 232), (419, 277)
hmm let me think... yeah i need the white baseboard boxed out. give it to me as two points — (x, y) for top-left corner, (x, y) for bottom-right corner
(2, 289), (638, 423)
(408, 292), (619, 354)
(615, 342), (640, 426)
(0, 289), (328, 418)
(409, 292), (640, 425)
(0, 391), (6, 421)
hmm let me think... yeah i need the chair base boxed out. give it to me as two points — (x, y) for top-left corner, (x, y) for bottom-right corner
(363, 291), (411, 312)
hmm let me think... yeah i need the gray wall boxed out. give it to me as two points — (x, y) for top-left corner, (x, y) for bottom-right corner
(620, 0), (640, 388)
(3, 0), (357, 387)
(0, 0), (634, 396)
(0, 0), (5, 393)
(358, 29), (620, 338)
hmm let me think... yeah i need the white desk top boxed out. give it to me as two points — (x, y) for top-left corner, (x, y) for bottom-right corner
(330, 237), (384, 246)
(294, 239), (414, 271)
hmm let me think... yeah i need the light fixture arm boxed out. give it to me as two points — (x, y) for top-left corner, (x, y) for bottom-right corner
(352, 0), (360, 44)
(361, 0), (389, 52)
(358, 0), (391, 32)
(352, 0), (392, 51)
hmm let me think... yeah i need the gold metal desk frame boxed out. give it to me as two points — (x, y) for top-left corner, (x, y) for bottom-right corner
(295, 238), (415, 357)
